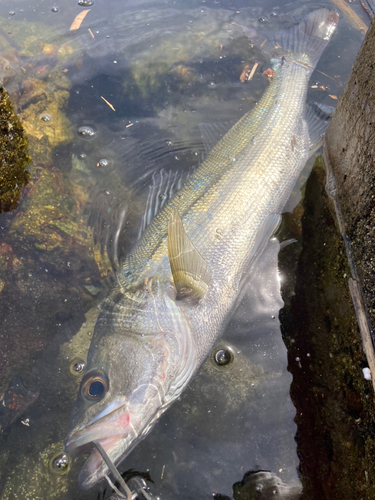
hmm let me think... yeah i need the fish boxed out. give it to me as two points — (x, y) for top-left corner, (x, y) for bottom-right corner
(65, 8), (338, 489)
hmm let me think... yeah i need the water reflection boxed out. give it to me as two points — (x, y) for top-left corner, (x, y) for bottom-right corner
(0, 0), (365, 498)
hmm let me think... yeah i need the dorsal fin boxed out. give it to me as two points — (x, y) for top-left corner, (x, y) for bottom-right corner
(168, 209), (211, 300)
(199, 121), (236, 155)
(138, 169), (191, 240)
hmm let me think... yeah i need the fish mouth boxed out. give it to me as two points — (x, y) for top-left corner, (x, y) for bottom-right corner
(64, 403), (136, 490)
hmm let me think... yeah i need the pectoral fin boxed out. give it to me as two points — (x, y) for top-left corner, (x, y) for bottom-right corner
(168, 209), (211, 300)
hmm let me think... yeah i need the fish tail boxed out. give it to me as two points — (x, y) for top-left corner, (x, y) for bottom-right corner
(244, 8), (339, 72)
(276, 8), (339, 69)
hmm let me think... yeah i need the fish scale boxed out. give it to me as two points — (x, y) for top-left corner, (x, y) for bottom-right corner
(65, 8), (339, 490)
(118, 61), (310, 359)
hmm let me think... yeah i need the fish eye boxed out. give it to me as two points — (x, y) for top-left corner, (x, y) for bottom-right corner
(81, 372), (108, 401)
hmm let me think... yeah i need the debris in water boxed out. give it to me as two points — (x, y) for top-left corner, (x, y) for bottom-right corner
(330, 0), (368, 32)
(100, 96), (116, 111)
(247, 62), (258, 81)
(329, 94), (338, 100)
(0, 375), (39, 432)
(239, 64), (250, 83)
(263, 68), (274, 82)
(363, 367), (372, 380)
(88, 27), (95, 39)
(70, 9), (91, 30)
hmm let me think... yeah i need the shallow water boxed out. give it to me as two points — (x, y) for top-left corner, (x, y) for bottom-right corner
(0, 0), (367, 499)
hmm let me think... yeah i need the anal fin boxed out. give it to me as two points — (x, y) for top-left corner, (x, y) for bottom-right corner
(168, 209), (211, 300)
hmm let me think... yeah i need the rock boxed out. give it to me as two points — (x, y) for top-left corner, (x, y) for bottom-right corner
(0, 86), (30, 212)
(324, 18), (375, 333)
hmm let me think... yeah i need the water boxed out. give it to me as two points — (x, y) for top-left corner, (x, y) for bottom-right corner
(0, 0), (367, 499)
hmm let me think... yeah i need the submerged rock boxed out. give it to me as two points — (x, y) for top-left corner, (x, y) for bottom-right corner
(0, 86), (30, 212)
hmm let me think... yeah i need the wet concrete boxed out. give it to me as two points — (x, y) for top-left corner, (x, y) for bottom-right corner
(279, 159), (375, 500)
(324, 18), (375, 334)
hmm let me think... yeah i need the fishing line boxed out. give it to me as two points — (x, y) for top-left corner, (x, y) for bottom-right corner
(93, 440), (132, 500)
(104, 474), (128, 499)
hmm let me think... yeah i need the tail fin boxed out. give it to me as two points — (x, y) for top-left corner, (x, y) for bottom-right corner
(244, 8), (339, 71)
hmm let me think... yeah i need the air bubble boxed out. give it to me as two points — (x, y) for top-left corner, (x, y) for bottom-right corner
(78, 125), (96, 138)
(9, 11), (15, 16)
(48, 452), (71, 475)
(208, 81), (216, 88)
(41, 114), (51, 122)
(97, 158), (109, 168)
(78, 0), (93, 5)
(258, 17), (268, 23)
(213, 346), (234, 367)
(51, 6), (59, 12)
(69, 358), (86, 376)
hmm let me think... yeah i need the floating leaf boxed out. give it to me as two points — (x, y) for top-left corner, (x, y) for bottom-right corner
(70, 9), (91, 31)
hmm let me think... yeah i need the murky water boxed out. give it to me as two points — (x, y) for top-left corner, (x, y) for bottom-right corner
(0, 0), (367, 499)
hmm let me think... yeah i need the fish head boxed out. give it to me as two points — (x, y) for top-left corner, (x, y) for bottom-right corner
(65, 278), (196, 489)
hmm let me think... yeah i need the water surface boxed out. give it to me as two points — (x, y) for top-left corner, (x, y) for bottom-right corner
(0, 0), (366, 498)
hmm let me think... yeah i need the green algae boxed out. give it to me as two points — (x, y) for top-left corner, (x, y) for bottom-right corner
(17, 72), (73, 163)
(22, 92), (73, 151)
(0, 441), (71, 500)
(0, 86), (30, 213)
(279, 157), (375, 500)
(9, 168), (96, 269)
(0, 17), (78, 62)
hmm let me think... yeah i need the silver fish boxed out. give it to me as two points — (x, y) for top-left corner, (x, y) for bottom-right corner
(65, 8), (338, 489)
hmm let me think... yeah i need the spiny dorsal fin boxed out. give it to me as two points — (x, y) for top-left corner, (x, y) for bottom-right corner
(168, 209), (211, 300)
(138, 169), (191, 241)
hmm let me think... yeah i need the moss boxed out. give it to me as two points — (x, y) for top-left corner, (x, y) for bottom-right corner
(0, 86), (30, 213)
(279, 157), (375, 499)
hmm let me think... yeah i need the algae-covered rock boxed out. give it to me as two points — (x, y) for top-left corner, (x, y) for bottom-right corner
(22, 91), (73, 150)
(0, 86), (30, 212)
(9, 168), (97, 271)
